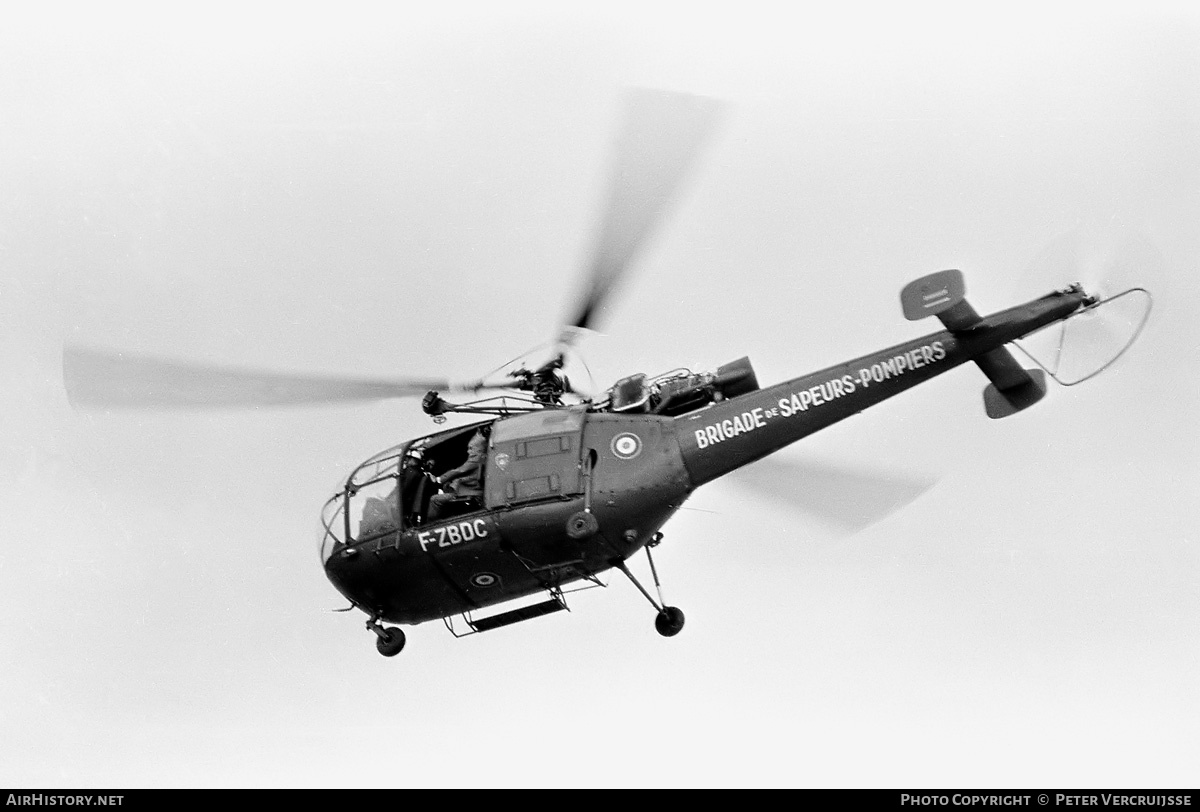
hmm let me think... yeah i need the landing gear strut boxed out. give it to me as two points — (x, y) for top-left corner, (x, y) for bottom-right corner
(367, 615), (406, 657)
(614, 533), (685, 638)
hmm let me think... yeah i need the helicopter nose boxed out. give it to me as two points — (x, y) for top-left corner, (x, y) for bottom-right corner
(323, 545), (375, 608)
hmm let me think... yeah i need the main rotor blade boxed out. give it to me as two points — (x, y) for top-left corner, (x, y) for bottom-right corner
(728, 456), (939, 536)
(63, 345), (474, 410)
(563, 88), (725, 339)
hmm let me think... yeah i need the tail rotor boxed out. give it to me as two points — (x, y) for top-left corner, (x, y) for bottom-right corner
(1012, 225), (1157, 386)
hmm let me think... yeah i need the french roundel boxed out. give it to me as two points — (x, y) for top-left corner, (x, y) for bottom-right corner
(610, 432), (643, 460)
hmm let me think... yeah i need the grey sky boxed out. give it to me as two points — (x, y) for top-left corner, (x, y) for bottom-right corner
(2, 2), (1197, 788)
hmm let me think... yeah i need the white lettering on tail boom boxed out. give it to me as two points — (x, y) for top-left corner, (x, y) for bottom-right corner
(694, 407), (767, 449)
(778, 373), (858, 416)
(692, 341), (948, 450)
(856, 341), (946, 388)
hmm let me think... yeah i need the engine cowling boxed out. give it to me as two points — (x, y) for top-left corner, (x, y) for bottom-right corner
(606, 357), (759, 417)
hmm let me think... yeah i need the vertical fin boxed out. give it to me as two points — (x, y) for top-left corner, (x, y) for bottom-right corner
(983, 368), (1047, 418)
(900, 269), (967, 321)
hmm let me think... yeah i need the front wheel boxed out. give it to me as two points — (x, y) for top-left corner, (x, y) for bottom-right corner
(375, 627), (407, 657)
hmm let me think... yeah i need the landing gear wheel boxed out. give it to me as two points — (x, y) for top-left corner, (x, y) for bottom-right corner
(566, 510), (599, 540)
(655, 606), (685, 637)
(375, 627), (406, 657)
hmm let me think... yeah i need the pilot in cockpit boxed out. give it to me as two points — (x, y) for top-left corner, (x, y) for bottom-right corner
(427, 428), (487, 522)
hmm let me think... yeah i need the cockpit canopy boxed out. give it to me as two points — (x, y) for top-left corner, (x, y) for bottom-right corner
(318, 423), (491, 564)
(318, 407), (598, 564)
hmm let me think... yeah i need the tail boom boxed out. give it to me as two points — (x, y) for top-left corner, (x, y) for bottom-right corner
(677, 286), (1087, 487)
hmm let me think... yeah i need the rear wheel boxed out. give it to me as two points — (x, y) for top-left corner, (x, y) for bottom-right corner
(655, 606), (685, 637)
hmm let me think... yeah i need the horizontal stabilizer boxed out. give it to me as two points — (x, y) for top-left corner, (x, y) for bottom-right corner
(983, 368), (1047, 419)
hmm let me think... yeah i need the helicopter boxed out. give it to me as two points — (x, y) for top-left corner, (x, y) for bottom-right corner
(62, 88), (1152, 657)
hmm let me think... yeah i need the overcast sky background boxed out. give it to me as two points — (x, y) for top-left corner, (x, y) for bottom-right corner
(2, 2), (1197, 788)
